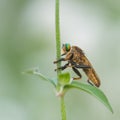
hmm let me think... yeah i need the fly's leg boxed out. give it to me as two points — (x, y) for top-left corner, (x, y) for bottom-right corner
(87, 79), (94, 86)
(72, 67), (82, 80)
(54, 63), (69, 71)
(54, 58), (65, 64)
(75, 64), (91, 69)
(70, 61), (91, 69)
(54, 53), (73, 64)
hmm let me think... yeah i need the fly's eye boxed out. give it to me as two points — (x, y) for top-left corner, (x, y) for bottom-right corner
(65, 43), (71, 51)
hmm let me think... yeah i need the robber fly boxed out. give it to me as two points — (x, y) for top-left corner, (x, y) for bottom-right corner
(54, 43), (100, 87)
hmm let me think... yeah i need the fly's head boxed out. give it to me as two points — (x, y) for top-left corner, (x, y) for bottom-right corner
(61, 43), (71, 56)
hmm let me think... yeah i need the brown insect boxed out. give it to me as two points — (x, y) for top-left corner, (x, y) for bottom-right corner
(54, 43), (100, 87)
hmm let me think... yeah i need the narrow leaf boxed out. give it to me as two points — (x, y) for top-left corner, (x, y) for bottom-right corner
(24, 68), (56, 87)
(64, 81), (113, 113)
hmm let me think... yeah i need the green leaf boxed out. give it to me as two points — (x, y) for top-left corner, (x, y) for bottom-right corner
(64, 81), (113, 113)
(58, 72), (71, 86)
(23, 68), (56, 87)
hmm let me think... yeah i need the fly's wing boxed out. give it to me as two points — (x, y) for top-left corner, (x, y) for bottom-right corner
(81, 53), (101, 87)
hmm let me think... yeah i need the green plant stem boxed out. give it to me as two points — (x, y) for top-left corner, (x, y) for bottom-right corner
(61, 96), (67, 120)
(55, 0), (67, 119)
(55, 0), (61, 75)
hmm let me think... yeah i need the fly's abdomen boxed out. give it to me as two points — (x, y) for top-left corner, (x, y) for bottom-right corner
(83, 68), (100, 87)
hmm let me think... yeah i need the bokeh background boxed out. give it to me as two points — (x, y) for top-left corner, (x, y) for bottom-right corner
(0, 0), (120, 120)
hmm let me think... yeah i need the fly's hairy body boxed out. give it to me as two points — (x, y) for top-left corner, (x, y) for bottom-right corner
(54, 44), (101, 87)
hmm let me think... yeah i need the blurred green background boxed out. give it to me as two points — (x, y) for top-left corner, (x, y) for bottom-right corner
(0, 0), (120, 120)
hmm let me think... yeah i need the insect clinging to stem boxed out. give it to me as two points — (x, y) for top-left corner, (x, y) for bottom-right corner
(54, 43), (101, 87)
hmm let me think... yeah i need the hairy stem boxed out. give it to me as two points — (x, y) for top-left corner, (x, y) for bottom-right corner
(55, 0), (67, 120)
(55, 0), (61, 75)
(61, 96), (67, 120)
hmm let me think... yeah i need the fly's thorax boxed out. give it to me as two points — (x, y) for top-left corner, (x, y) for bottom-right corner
(71, 46), (84, 64)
